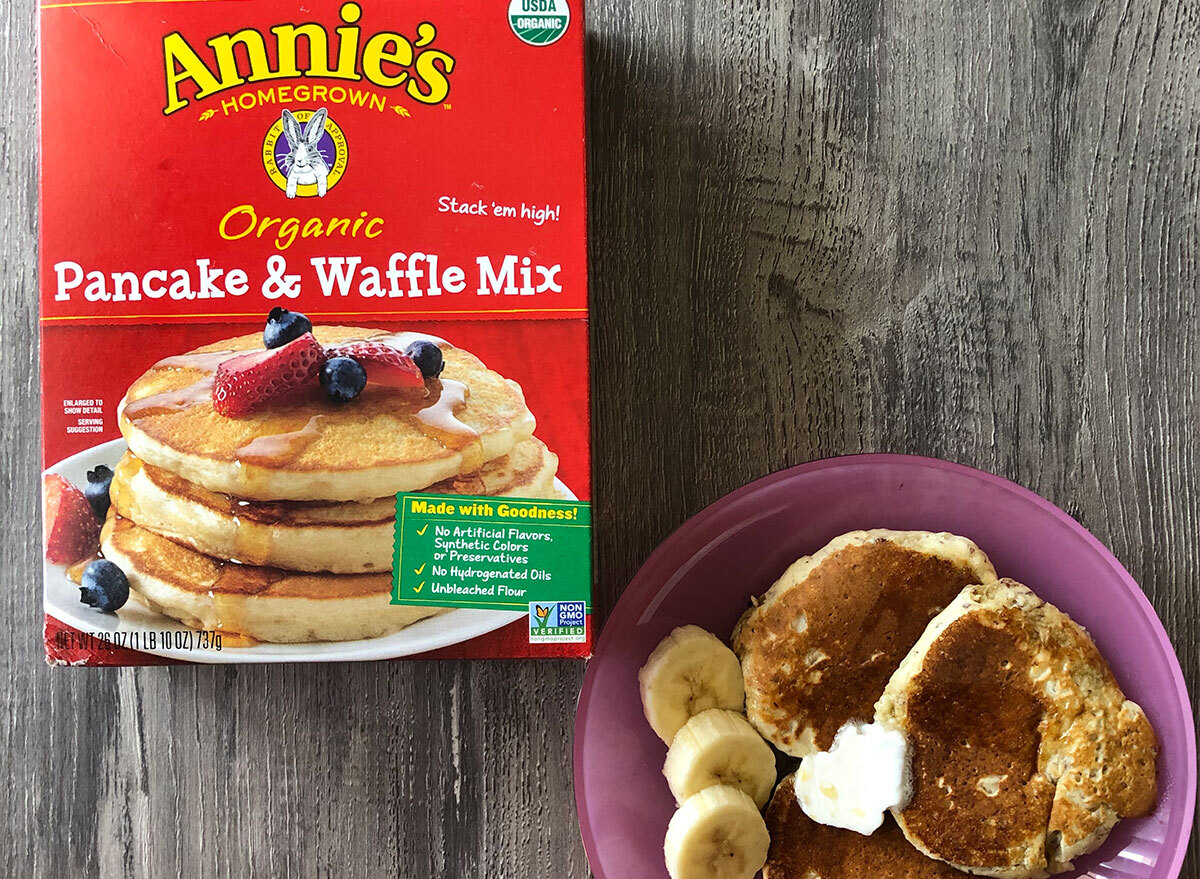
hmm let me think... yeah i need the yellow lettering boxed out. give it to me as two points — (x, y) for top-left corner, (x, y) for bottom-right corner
(334, 2), (363, 78)
(218, 205), (257, 241)
(408, 49), (454, 104)
(272, 22), (336, 79)
(277, 218), (300, 250)
(163, 14), (453, 114)
(362, 33), (413, 87)
(207, 29), (272, 90)
(162, 32), (223, 115)
(217, 204), (386, 250)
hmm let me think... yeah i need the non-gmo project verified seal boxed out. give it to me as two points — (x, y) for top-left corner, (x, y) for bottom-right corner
(529, 600), (586, 644)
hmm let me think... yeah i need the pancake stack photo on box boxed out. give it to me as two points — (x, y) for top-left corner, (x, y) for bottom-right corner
(637, 530), (1158, 879)
(44, 309), (562, 645)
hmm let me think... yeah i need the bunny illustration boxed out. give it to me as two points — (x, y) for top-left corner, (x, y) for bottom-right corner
(280, 108), (330, 198)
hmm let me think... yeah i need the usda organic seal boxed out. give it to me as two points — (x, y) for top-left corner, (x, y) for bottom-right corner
(508, 0), (570, 47)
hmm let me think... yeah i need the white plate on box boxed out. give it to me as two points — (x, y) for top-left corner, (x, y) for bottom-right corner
(43, 438), (575, 664)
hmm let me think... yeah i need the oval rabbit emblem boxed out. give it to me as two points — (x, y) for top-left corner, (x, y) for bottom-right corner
(262, 108), (348, 198)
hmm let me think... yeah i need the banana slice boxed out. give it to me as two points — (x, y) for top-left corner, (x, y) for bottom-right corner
(664, 785), (771, 879)
(639, 625), (745, 744)
(663, 708), (776, 808)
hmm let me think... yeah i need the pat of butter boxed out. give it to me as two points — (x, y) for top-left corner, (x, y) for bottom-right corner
(794, 722), (910, 836)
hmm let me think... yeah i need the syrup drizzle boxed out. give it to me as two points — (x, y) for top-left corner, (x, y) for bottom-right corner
(373, 330), (450, 350)
(123, 376), (215, 419)
(124, 332), (483, 470)
(229, 514), (273, 566)
(66, 555), (100, 585)
(201, 563), (282, 643)
(109, 454), (141, 514)
(208, 560), (286, 594)
(234, 415), (327, 467)
(152, 349), (240, 371)
(416, 378), (480, 459)
(106, 511), (267, 645)
(122, 348), (244, 420)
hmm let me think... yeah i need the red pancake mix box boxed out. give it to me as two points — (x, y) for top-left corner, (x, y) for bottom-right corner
(38, 0), (590, 665)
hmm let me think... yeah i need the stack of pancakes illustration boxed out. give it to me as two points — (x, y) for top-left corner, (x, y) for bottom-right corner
(102, 325), (560, 644)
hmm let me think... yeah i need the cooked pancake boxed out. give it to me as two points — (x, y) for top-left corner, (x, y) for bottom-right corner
(107, 439), (560, 573)
(764, 774), (966, 879)
(118, 327), (536, 502)
(100, 512), (449, 644)
(732, 530), (997, 757)
(428, 437), (558, 498)
(876, 580), (1158, 878)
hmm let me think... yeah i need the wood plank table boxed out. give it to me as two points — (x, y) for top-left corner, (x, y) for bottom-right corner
(3, 0), (1196, 875)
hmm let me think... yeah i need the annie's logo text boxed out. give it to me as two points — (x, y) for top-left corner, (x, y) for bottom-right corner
(163, 2), (456, 116)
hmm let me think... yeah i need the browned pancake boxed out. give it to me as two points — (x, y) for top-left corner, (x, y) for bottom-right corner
(107, 437), (560, 573)
(100, 512), (448, 643)
(119, 453), (394, 528)
(125, 435), (557, 528)
(428, 436), (556, 496)
(764, 774), (966, 878)
(877, 580), (1158, 877)
(118, 327), (536, 501)
(732, 531), (997, 756)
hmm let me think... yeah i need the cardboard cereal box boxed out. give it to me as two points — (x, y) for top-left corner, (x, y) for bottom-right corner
(39, 0), (590, 664)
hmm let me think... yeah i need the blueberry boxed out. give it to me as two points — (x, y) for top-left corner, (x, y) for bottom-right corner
(84, 464), (114, 519)
(79, 559), (129, 613)
(405, 339), (444, 378)
(320, 356), (367, 403)
(263, 307), (313, 349)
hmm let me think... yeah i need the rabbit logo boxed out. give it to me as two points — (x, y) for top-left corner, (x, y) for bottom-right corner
(261, 108), (349, 198)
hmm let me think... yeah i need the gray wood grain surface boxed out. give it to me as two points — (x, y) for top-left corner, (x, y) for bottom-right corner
(3, 0), (1197, 876)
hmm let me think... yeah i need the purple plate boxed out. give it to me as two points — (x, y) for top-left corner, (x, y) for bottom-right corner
(575, 455), (1196, 879)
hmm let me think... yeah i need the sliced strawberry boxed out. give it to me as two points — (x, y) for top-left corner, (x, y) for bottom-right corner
(324, 341), (425, 389)
(213, 332), (325, 416)
(44, 474), (101, 565)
